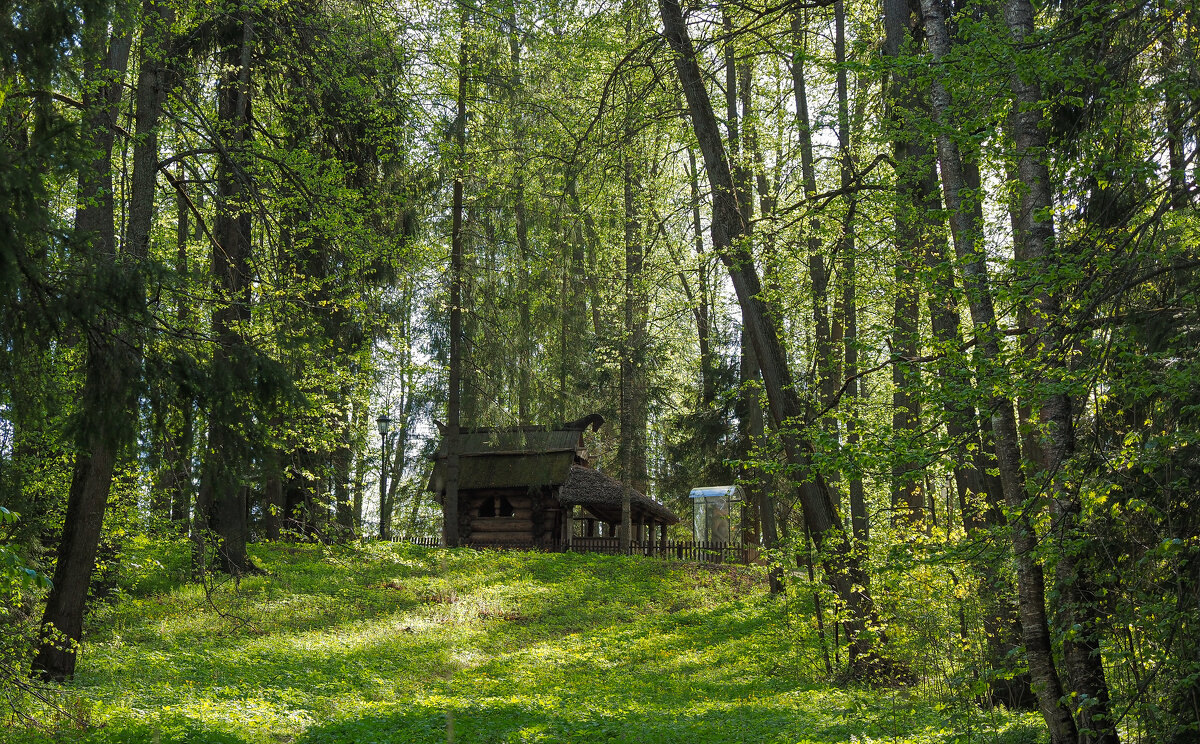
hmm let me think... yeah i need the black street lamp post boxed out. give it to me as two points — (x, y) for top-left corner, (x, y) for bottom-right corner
(377, 414), (393, 540)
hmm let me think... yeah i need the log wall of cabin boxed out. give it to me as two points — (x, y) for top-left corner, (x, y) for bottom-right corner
(459, 488), (563, 544)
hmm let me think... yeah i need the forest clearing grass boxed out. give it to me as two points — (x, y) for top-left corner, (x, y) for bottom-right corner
(5, 540), (1044, 743)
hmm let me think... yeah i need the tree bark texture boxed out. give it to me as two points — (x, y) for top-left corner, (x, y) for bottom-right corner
(508, 7), (534, 426)
(920, 0), (1075, 730)
(738, 58), (773, 553)
(832, 0), (869, 550)
(196, 14), (255, 575)
(35, 16), (134, 681)
(167, 149), (195, 528)
(687, 149), (716, 407)
(444, 9), (468, 548)
(1002, 0), (1118, 738)
(739, 330), (781, 592)
(790, 10), (841, 494)
(883, 0), (928, 526)
(619, 153), (637, 552)
(724, 35), (780, 589)
(660, 0), (886, 674)
(333, 404), (355, 537)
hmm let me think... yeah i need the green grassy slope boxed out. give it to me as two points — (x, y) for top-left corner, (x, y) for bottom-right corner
(7, 541), (1043, 743)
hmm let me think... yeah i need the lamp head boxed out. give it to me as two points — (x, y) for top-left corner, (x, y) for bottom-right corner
(376, 414), (392, 437)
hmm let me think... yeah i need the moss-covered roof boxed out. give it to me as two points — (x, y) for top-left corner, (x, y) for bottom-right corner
(428, 417), (608, 493)
(445, 429), (583, 457)
(429, 451), (577, 492)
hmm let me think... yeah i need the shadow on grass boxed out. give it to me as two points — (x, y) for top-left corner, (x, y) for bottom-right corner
(82, 547), (772, 702)
(68, 715), (250, 744)
(296, 701), (1047, 744)
(296, 701), (809, 744)
(67, 544), (1046, 744)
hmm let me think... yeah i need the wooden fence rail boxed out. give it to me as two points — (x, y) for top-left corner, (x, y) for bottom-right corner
(395, 537), (758, 566)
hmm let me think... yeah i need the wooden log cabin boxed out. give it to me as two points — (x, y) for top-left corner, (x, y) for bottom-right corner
(427, 414), (680, 548)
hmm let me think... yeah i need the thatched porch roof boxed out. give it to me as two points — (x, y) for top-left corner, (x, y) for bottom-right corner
(558, 465), (679, 525)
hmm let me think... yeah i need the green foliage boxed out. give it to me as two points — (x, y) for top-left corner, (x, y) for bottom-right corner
(0, 506), (75, 732)
(1, 0), (1196, 736)
(0, 507), (51, 599)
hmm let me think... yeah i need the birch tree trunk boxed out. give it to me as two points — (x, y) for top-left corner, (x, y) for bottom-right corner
(1001, 0), (1118, 738)
(920, 0), (1075, 730)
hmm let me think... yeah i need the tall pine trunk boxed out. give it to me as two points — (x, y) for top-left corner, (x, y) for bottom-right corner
(196, 14), (255, 575)
(443, 6), (468, 548)
(508, 4), (534, 425)
(34, 12), (134, 681)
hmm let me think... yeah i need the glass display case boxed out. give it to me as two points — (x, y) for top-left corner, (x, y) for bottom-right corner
(689, 485), (742, 542)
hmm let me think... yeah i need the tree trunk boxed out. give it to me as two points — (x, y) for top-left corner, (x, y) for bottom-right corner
(739, 334), (781, 593)
(687, 149), (716, 407)
(352, 450), (366, 532)
(1162, 24), (1188, 210)
(919, 0), (1075, 731)
(619, 3), (649, 548)
(125, 0), (172, 262)
(562, 174), (591, 419)
(1002, 0), (1118, 738)
(883, 0), (927, 527)
(834, 0), (868, 550)
(333, 404), (354, 538)
(924, 210), (1033, 708)
(444, 8), (468, 548)
(660, 0), (887, 675)
(167, 150), (194, 528)
(619, 151), (639, 552)
(790, 10), (840, 499)
(508, 6), (533, 426)
(736, 53), (784, 581)
(738, 58), (771, 553)
(196, 14), (255, 575)
(123, 0), (171, 519)
(34, 15), (134, 682)
(387, 397), (410, 527)
(263, 444), (284, 541)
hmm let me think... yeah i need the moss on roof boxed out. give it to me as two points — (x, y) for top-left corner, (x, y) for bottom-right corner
(429, 452), (576, 492)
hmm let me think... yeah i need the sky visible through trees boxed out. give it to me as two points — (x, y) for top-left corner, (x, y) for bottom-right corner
(1, 0), (1198, 740)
